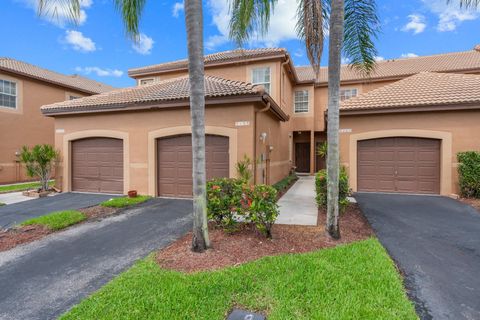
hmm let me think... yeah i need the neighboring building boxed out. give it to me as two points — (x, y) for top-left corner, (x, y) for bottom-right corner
(0, 58), (114, 184)
(42, 46), (480, 197)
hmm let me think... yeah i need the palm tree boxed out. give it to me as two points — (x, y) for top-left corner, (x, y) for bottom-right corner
(229, 0), (379, 239)
(38, 0), (210, 251)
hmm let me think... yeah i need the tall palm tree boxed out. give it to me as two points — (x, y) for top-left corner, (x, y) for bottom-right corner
(229, 0), (379, 239)
(38, 0), (210, 251)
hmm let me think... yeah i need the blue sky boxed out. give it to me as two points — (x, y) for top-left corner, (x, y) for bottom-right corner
(2, 0), (479, 87)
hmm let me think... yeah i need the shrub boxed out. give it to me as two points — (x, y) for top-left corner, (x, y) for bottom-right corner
(235, 155), (254, 184)
(20, 144), (59, 192)
(273, 173), (298, 192)
(315, 167), (350, 213)
(457, 151), (480, 198)
(206, 178), (244, 230)
(242, 184), (279, 238)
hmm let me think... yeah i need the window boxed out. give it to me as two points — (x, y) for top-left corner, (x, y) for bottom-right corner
(140, 78), (155, 85)
(294, 90), (309, 113)
(69, 95), (80, 100)
(251, 67), (271, 93)
(0, 79), (17, 109)
(340, 88), (358, 101)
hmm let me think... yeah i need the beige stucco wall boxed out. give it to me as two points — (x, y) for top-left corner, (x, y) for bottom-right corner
(0, 71), (86, 184)
(53, 102), (290, 196)
(339, 109), (480, 196)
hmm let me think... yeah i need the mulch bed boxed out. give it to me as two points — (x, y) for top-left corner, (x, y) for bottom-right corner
(0, 205), (119, 252)
(156, 204), (373, 273)
(459, 198), (480, 213)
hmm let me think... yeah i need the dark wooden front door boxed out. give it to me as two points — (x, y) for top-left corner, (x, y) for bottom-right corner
(295, 143), (310, 173)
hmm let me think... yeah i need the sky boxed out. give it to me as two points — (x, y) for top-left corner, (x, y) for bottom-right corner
(1, 0), (479, 88)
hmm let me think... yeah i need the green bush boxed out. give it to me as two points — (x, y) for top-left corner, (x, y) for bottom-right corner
(101, 196), (152, 208)
(235, 155), (253, 184)
(206, 178), (244, 230)
(457, 151), (480, 198)
(315, 167), (350, 213)
(272, 173), (298, 192)
(20, 145), (59, 192)
(242, 184), (279, 238)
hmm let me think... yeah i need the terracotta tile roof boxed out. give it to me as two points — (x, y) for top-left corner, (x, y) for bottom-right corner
(0, 58), (115, 94)
(296, 48), (480, 84)
(41, 75), (265, 114)
(340, 72), (480, 112)
(128, 48), (287, 76)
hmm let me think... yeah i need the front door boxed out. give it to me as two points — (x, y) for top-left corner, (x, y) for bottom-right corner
(295, 143), (310, 173)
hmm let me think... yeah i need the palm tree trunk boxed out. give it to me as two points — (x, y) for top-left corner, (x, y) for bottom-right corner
(184, 0), (210, 252)
(326, 0), (344, 239)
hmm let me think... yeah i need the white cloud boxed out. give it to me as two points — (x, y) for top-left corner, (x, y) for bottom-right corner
(400, 53), (419, 58)
(402, 14), (427, 34)
(374, 56), (385, 61)
(132, 33), (154, 55)
(422, 0), (479, 32)
(21, 0), (92, 27)
(64, 30), (96, 52)
(206, 0), (298, 49)
(341, 57), (351, 65)
(294, 49), (304, 58)
(172, 2), (184, 18)
(75, 66), (123, 77)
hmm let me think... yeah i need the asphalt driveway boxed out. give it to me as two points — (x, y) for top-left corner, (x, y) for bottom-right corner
(355, 193), (480, 320)
(0, 198), (192, 320)
(0, 192), (117, 229)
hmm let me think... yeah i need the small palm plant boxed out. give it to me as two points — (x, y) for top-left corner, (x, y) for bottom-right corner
(235, 154), (253, 184)
(20, 145), (59, 192)
(316, 141), (328, 159)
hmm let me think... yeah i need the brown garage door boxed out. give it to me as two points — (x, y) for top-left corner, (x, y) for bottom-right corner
(357, 137), (440, 194)
(157, 135), (229, 198)
(71, 138), (123, 194)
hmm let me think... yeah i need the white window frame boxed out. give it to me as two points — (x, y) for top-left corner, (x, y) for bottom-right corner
(340, 88), (358, 101)
(251, 67), (271, 93)
(294, 90), (309, 113)
(0, 79), (17, 109)
(139, 78), (155, 86)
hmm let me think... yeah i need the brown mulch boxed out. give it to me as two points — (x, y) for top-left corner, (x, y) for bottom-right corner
(156, 204), (373, 273)
(0, 205), (119, 252)
(460, 198), (480, 213)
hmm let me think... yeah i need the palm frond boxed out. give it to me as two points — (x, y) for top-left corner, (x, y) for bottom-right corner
(296, 0), (329, 80)
(450, 0), (480, 9)
(228, 0), (277, 47)
(343, 0), (380, 75)
(113, 0), (147, 40)
(37, 0), (81, 25)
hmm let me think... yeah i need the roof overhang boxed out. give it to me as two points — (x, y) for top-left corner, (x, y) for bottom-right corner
(340, 103), (480, 115)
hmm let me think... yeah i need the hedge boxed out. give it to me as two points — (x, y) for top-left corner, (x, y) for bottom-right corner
(457, 151), (480, 198)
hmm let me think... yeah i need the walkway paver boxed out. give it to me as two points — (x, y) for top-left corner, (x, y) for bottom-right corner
(276, 176), (317, 225)
(0, 198), (192, 320)
(355, 193), (480, 320)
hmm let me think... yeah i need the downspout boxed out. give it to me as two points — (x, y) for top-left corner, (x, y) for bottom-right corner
(280, 57), (290, 106)
(254, 100), (271, 184)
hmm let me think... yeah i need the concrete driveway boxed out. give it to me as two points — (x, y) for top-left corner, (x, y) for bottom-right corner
(0, 198), (192, 320)
(0, 192), (117, 229)
(355, 193), (480, 320)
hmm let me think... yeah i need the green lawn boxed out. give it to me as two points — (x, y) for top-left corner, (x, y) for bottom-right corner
(0, 180), (54, 193)
(20, 210), (86, 231)
(100, 195), (152, 208)
(61, 239), (417, 320)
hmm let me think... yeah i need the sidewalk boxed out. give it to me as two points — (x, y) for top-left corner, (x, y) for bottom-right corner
(276, 176), (317, 226)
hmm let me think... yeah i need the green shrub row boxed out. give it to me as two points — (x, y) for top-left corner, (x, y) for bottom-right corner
(315, 168), (350, 213)
(206, 178), (279, 238)
(273, 173), (298, 192)
(457, 151), (480, 198)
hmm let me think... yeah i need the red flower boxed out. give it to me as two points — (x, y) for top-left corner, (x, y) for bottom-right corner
(212, 185), (220, 190)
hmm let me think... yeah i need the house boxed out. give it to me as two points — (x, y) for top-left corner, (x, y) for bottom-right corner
(41, 46), (480, 197)
(0, 58), (114, 184)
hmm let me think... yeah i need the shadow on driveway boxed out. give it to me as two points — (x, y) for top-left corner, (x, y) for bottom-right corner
(355, 193), (480, 320)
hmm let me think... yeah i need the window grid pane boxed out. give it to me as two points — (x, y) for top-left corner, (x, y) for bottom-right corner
(0, 80), (17, 109)
(252, 67), (270, 93)
(294, 90), (309, 113)
(340, 88), (358, 101)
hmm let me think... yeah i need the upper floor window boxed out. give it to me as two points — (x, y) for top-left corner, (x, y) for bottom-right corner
(251, 67), (271, 93)
(140, 78), (155, 85)
(294, 90), (309, 113)
(340, 88), (358, 101)
(0, 79), (17, 109)
(69, 95), (80, 100)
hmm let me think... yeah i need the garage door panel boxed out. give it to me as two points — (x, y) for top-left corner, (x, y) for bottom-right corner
(358, 137), (440, 194)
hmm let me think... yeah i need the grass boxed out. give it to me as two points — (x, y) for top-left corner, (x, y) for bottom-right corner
(20, 210), (86, 231)
(100, 195), (152, 208)
(273, 173), (298, 192)
(0, 203), (5, 206)
(0, 180), (54, 193)
(61, 239), (417, 320)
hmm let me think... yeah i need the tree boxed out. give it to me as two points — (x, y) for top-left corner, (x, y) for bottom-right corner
(20, 145), (59, 192)
(229, 0), (379, 239)
(38, 0), (210, 251)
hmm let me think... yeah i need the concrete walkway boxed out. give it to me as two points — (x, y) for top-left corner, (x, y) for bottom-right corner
(276, 176), (317, 225)
(0, 192), (32, 205)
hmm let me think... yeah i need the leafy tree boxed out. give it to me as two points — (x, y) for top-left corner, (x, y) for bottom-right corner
(228, 0), (379, 239)
(38, 0), (210, 251)
(20, 145), (59, 192)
